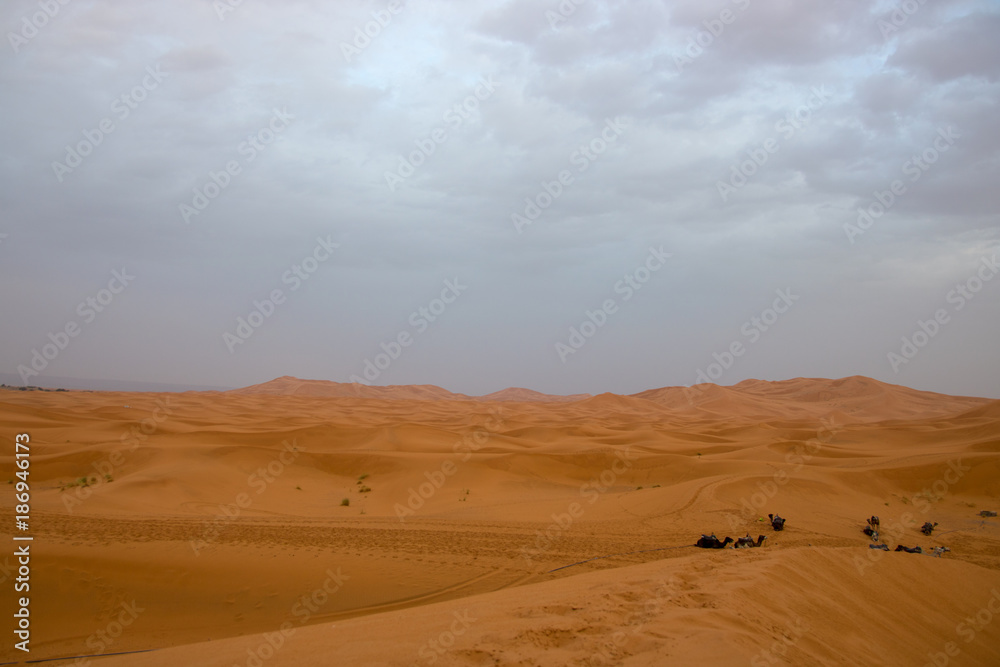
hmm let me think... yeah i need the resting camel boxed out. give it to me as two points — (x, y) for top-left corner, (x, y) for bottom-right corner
(869, 543), (889, 551)
(863, 516), (880, 542)
(895, 545), (923, 554)
(696, 534), (733, 549)
(767, 513), (786, 531)
(980, 510), (997, 518)
(931, 546), (950, 558)
(920, 522), (938, 536)
(734, 534), (767, 549)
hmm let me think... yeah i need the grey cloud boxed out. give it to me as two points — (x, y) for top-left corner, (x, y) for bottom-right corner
(0, 0), (997, 398)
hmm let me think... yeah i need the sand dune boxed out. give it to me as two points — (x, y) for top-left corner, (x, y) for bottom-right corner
(232, 376), (592, 403)
(475, 387), (593, 403)
(231, 376), (468, 401)
(1, 376), (998, 665)
(633, 375), (991, 422)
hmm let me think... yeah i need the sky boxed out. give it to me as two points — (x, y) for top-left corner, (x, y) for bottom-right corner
(1, 0), (998, 398)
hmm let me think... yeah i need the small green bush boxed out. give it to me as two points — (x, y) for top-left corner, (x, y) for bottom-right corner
(341, 498), (350, 506)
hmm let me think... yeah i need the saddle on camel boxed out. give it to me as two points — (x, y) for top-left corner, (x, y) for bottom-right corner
(734, 534), (767, 549)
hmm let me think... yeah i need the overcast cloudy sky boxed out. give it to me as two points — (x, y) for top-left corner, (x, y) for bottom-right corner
(2, 0), (998, 398)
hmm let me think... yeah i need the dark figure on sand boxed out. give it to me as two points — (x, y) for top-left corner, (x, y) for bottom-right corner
(895, 545), (923, 554)
(768, 514), (786, 531)
(696, 534), (733, 549)
(921, 522), (938, 536)
(863, 516), (880, 541)
(734, 534), (767, 549)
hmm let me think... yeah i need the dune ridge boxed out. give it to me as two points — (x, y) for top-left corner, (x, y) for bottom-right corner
(233, 374), (992, 420)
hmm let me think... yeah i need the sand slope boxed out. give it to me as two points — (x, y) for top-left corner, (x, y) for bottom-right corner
(1, 376), (998, 666)
(90, 547), (1000, 666)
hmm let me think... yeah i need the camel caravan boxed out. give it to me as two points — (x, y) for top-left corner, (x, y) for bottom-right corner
(861, 515), (953, 556)
(695, 514), (784, 550)
(695, 511), (958, 557)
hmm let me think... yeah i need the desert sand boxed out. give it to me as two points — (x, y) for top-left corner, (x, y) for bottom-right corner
(2, 375), (999, 666)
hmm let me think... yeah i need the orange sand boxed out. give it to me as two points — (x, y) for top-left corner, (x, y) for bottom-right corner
(1, 376), (998, 665)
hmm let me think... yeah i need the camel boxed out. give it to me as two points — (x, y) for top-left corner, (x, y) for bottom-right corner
(696, 534), (733, 549)
(863, 516), (880, 542)
(920, 522), (938, 536)
(895, 545), (923, 554)
(733, 534), (767, 548)
(767, 513), (786, 531)
(869, 543), (889, 551)
(980, 510), (997, 518)
(931, 546), (950, 558)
